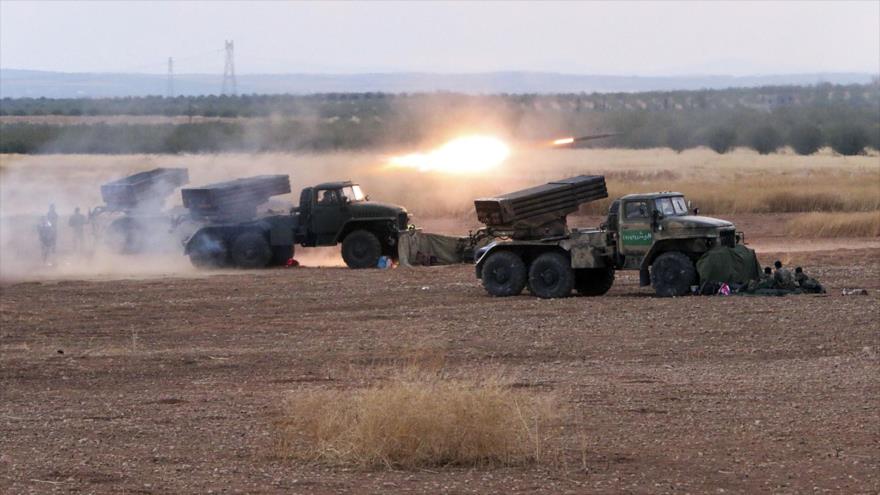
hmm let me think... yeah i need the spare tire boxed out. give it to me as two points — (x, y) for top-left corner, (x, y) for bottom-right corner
(575, 267), (615, 296)
(651, 251), (696, 297)
(341, 230), (381, 269)
(481, 250), (527, 297)
(230, 231), (272, 269)
(528, 251), (574, 299)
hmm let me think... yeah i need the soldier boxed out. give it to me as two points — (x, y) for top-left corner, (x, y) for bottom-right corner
(47, 204), (58, 236)
(37, 216), (56, 263)
(795, 266), (826, 294)
(773, 260), (797, 291)
(748, 267), (776, 292)
(69, 207), (87, 253)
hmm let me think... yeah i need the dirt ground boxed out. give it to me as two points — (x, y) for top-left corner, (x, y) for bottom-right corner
(1, 235), (878, 494)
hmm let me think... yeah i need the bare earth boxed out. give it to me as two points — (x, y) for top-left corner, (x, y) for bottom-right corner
(1, 236), (879, 494)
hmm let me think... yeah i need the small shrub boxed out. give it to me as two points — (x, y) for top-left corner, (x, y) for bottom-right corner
(828, 124), (869, 156)
(665, 126), (690, 153)
(789, 124), (823, 155)
(747, 125), (782, 154)
(706, 126), (737, 154)
(273, 371), (558, 468)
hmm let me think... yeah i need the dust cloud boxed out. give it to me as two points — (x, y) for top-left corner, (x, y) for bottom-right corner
(3, 147), (877, 281)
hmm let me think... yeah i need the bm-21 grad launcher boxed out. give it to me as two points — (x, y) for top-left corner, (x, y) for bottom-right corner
(181, 175), (291, 222)
(474, 175), (745, 298)
(474, 175), (608, 239)
(94, 168), (190, 253)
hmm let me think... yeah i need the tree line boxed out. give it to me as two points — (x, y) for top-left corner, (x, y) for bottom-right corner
(1, 83), (877, 154)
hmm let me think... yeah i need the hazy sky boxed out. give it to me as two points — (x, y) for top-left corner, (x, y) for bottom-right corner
(1, 1), (878, 75)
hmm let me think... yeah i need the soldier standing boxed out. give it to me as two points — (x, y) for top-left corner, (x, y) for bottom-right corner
(37, 216), (56, 263)
(46, 205), (59, 256)
(47, 204), (58, 233)
(69, 207), (87, 253)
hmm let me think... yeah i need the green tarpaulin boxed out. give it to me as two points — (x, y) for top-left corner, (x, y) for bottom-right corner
(696, 245), (762, 285)
(398, 230), (467, 266)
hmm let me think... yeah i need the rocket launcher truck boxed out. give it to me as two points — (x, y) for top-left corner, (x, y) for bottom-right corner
(94, 167), (190, 253)
(474, 175), (743, 297)
(182, 176), (408, 269)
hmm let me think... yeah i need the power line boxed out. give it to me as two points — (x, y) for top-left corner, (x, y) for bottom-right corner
(166, 57), (174, 98)
(222, 40), (237, 95)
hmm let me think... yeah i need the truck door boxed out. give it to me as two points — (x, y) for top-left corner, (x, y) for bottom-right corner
(618, 199), (653, 259)
(310, 188), (348, 245)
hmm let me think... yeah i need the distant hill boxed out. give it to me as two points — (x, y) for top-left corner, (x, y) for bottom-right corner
(1, 68), (876, 98)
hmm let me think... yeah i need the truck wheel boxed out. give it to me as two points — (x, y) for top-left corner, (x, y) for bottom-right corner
(272, 245), (295, 266)
(481, 251), (526, 297)
(575, 267), (615, 296)
(342, 230), (381, 269)
(188, 231), (228, 268)
(651, 251), (696, 297)
(528, 251), (574, 299)
(230, 231), (272, 269)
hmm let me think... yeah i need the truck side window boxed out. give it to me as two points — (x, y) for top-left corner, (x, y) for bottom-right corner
(317, 189), (338, 205)
(624, 201), (649, 219)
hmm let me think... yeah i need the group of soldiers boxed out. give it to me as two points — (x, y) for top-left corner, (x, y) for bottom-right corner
(37, 204), (89, 263)
(748, 260), (825, 294)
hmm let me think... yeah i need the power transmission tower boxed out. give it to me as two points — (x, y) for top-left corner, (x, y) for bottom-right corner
(166, 57), (174, 98)
(221, 40), (237, 95)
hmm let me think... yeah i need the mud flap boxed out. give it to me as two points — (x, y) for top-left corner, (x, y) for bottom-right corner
(639, 267), (651, 287)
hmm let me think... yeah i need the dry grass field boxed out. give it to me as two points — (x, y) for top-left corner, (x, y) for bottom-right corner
(2, 147), (878, 218)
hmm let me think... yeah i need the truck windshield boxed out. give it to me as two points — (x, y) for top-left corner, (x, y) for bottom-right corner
(655, 196), (689, 216)
(340, 185), (365, 202)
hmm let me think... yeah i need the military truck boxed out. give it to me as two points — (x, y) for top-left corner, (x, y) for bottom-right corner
(183, 178), (408, 269)
(93, 167), (190, 253)
(474, 175), (741, 298)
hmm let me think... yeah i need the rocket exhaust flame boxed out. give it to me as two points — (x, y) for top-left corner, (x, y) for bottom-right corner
(387, 136), (510, 174)
(550, 133), (616, 147)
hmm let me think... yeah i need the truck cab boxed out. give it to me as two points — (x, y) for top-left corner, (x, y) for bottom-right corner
(610, 193), (737, 290)
(294, 181), (409, 267)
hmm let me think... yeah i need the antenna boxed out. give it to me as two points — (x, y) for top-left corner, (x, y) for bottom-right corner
(222, 40), (237, 96)
(166, 57), (174, 98)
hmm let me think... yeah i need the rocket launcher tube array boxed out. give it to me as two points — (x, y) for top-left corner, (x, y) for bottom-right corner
(474, 175), (608, 231)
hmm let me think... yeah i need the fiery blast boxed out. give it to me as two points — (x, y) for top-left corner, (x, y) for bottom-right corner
(386, 136), (510, 174)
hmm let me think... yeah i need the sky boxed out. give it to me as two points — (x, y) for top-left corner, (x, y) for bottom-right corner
(1, 1), (878, 76)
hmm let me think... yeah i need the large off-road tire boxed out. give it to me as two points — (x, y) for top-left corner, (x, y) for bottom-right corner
(341, 230), (382, 269)
(651, 251), (697, 297)
(528, 251), (574, 299)
(271, 244), (295, 266)
(188, 231), (228, 269)
(575, 267), (615, 296)
(230, 231), (272, 269)
(481, 250), (527, 297)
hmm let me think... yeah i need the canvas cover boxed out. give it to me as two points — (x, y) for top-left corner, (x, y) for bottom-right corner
(398, 229), (467, 266)
(696, 245), (762, 285)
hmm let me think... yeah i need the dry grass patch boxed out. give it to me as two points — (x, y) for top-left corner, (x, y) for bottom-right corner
(274, 371), (559, 469)
(786, 212), (880, 238)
